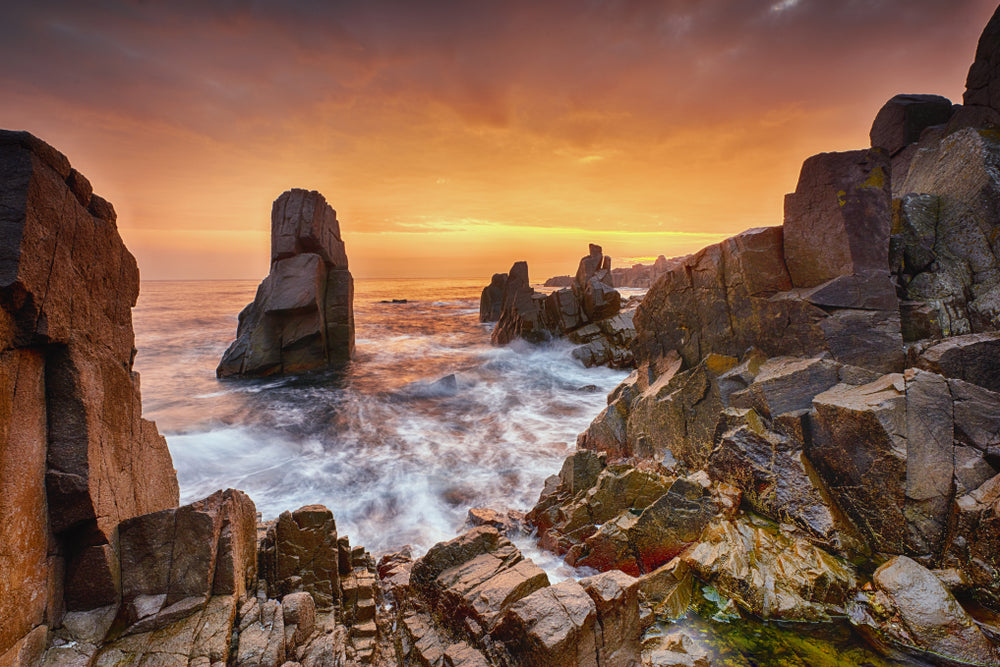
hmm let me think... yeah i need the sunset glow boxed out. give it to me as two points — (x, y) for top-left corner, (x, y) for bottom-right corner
(2, 1), (996, 280)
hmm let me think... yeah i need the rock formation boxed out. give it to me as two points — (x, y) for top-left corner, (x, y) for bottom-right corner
(0, 130), (180, 665)
(481, 245), (636, 368)
(218, 189), (354, 377)
(527, 8), (1000, 665)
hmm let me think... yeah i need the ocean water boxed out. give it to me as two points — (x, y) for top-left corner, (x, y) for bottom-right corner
(132, 278), (628, 558)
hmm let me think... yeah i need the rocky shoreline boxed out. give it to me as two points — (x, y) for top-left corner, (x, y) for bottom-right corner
(3, 7), (1000, 667)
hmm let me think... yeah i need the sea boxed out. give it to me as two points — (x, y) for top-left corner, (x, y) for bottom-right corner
(132, 278), (629, 565)
(133, 278), (911, 665)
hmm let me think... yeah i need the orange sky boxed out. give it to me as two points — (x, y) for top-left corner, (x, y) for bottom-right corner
(2, 1), (997, 281)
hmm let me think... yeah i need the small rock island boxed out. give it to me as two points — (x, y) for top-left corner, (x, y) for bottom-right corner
(218, 189), (355, 378)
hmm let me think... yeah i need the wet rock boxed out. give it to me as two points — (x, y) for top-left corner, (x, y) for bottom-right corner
(467, 507), (525, 536)
(260, 505), (340, 609)
(642, 630), (711, 667)
(684, 517), (857, 621)
(579, 570), (642, 666)
(491, 580), (598, 667)
(479, 273), (507, 323)
(410, 526), (549, 633)
(485, 246), (632, 367)
(637, 559), (694, 620)
(708, 408), (838, 542)
(218, 189), (354, 377)
(850, 555), (1000, 666)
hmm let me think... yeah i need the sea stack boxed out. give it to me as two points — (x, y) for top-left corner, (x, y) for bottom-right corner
(218, 189), (355, 377)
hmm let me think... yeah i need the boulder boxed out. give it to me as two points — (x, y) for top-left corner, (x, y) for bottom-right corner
(218, 189), (354, 377)
(579, 570), (642, 667)
(783, 148), (892, 288)
(684, 517), (857, 622)
(849, 555), (1000, 666)
(410, 527), (549, 634)
(117, 489), (256, 634)
(491, 580), (598, 667)
(807, 371), (957, 558)
(870, 94), (955, 157)
(0, 130), (179, 658)
(259, 505), (340, 609)
(911, 331), (1000, 392)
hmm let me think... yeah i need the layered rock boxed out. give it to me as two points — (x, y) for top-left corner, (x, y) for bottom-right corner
(0, 130), (179, 664)
(218, 189), (354, 377)
(534, 10), (1000, 662)
(483, 245), (635, 368)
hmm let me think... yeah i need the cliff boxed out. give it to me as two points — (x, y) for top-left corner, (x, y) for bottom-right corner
(218, 189), (355, 378)
(526, 8), (1000, 665)
(0, 130), (180, 663)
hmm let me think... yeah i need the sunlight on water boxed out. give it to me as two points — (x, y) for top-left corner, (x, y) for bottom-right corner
(133, 279), (627, 555)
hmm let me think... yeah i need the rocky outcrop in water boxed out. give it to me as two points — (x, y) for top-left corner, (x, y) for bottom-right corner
(482, 245), (636, 368)
(527, 9), (1000, 665)
(0, 130), (180, 665)
(218, 189), (355, 378)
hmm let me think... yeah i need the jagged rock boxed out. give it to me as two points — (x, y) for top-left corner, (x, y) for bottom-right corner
(236, 598), (286, 667)
(117, 489), (256, 634)
(410, 526), (549, 634)
(807, 371), (964, 559)
(91, 595), (238, 667)
(491, 580), (598, 667)
(218, 189), (354, 377)
(708, 408), (838, 542)
(849, 556), (1000, 666)
(911, 331), (1000, 392)
(491, 261), (548, 345)
(260, 505), (340, 609)
(684, 517), (857, 622)
(636, 559), (694, 620)
(466, 507), (525, 536)
(479, 273), (507, 323)
(579, 570), (642, 667)
(0, 130), (179, 657)
(898, 128), (1000, 334)
(485, 246), (632, 367)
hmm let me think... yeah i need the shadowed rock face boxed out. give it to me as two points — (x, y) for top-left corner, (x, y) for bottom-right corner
(218, 189), (354, 377)
(0, 130), (179, 662)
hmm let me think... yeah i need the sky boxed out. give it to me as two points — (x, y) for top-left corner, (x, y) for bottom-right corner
(1, 0), (997, 281)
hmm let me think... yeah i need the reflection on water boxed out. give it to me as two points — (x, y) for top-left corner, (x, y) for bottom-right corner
(133, 279), (627, 555)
